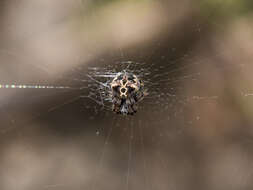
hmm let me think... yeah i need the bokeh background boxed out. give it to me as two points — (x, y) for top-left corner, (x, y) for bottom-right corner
(1, 0), (253, 190)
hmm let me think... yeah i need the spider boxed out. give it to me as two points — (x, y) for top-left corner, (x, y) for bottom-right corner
(110, 71), (148, 115)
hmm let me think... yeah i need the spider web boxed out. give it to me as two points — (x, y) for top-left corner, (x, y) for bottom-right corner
(0, 26), (252, 190)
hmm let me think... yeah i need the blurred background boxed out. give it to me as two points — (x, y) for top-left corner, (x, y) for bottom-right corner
(1, 0), (253, 189)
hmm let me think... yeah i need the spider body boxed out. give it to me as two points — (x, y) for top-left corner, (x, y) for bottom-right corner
(110, 71), (147, 115)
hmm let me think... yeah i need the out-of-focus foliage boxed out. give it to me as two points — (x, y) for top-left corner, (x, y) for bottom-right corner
(198, 0), (253, 21)
(80, 0), (153, 14)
